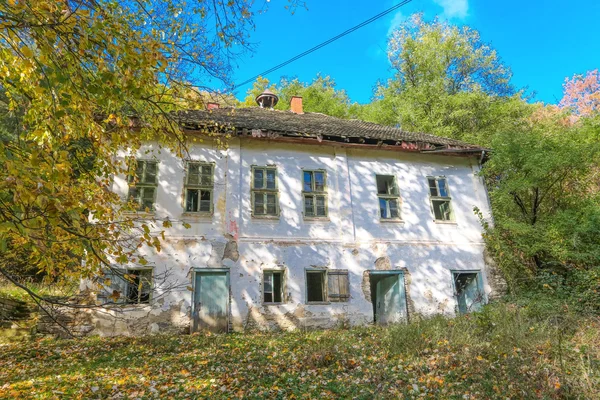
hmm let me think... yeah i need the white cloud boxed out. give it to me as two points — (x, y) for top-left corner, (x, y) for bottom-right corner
(387, 10), (406, 35)
(434, 0), (469, 19)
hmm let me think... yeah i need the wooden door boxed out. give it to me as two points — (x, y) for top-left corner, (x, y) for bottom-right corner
(374, 273), (407, 325)
(193, 271), (229, 333)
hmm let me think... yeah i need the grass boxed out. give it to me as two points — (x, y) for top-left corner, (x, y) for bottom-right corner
(0, 278), (77, 304)
(0, 301), (598, 399)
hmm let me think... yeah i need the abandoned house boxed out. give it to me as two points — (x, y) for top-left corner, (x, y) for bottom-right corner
(84, 92), (501, 336)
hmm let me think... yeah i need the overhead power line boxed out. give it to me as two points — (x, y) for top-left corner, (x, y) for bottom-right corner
(234, 0), (414, 89)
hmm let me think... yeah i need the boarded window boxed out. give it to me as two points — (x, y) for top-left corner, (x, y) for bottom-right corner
(327, 270), (350, 302)
(98, 268), (153, 305)
(306, 271), (325, 302)
(303, 170), (327, 217)
(376, 175), (400, 219)
(428, 176), (453, 221)
(453, 271), (485, 314)
(185, 162), (213, 213)
(263, 271), (284, 303)
(127, 160), (159, 211)
(252, 166), (279, 216)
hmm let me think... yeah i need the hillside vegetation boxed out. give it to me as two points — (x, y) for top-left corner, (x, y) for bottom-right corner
(1, 294), (599, 399)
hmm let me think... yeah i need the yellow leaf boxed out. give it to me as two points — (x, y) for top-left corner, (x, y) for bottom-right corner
(21, 46), (33, 58)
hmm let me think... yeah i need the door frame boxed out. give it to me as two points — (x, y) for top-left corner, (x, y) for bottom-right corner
(369, 270), (409, 324)
(449, 269), (487, 314)
(191, 268), (230, 333)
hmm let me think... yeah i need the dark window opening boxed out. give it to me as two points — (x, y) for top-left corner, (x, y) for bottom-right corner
(306, 271), (325, 302)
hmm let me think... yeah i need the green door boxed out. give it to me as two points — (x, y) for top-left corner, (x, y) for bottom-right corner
(193, 271), (229, 333)
(372, 273), (407, 325)
(453, 272), (484, 314)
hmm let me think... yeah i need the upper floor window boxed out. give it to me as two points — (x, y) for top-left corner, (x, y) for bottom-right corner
(128, 160), (158, 212)
(185, 162), (213, 213)
(376, 175), (400, 220)
(428, 176), (453, 221)
(251, 166), (278, 216)
(303, 170), (327, 218)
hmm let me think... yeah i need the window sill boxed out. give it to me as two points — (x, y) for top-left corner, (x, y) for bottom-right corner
(433, 220), (458, 225)
(379, 218), (404, 224)
(306, 301), (331, 305)
(251, 215), (280, 221)
(99, 302), (152, 309)
(303, 216), (330, 222)
(263, 302), (285, 306)
(181, 212), (213, 220)
(122, 211), (155, 218)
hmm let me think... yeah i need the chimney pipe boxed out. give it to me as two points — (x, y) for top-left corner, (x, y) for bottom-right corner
(290, 96), (303, 114)
(206, 102), (219, 110)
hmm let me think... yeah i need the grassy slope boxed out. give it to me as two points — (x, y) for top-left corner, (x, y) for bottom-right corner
(0, 302), (598, 399)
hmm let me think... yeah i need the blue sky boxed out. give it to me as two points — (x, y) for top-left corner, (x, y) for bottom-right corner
(220, 0), (600, 105)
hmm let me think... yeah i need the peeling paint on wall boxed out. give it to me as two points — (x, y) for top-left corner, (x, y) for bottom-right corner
(82, 140), (497, 336)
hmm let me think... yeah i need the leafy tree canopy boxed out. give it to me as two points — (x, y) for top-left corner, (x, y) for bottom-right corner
(240, 74), (361, 119)
(0, 0), (277, 304)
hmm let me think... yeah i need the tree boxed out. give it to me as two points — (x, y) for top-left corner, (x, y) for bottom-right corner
(240, 74), (360, 119)
(360, 13), (524, 145)
(480, 108), (600, 288)
(559, 69), (600, 120)
(0, 0), (275, 326)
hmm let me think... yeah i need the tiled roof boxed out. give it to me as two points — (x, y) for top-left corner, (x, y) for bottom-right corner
(176, 107), (481, 150)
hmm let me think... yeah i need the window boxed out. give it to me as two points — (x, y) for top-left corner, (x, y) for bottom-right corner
(263, 270), (284, 304)
(98, 268), (153, 305)
(303, 170), (327, 217)
(306, 269), (350, 303)
(184, 162), (213, 213)
(251, 166), (279, 216)
(452, 271), (485, 314)
(306, 270), (325, 302)
(327, 270), (350, 302)
(376, 175), (400, 220)
(128, 160), (158, 212)
(428, 176), (453, 221)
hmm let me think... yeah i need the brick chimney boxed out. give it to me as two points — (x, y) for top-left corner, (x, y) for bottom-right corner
(206, 102), (220, 110)
(290, 96), (303, 114)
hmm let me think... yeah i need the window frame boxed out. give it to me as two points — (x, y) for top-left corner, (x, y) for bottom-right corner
(183, 161), (215, 215)
(262, 269), (286, 305)
(302, 169), (328, 219)
(427, 176), (454, 222)
(98, 267), (153, 305)
(305, 269), (350, 304)
(450, 270), (486, 314)
(251, 165), (280, 217)
(375, 174), (401, 221)
(127, 159), (159, 212)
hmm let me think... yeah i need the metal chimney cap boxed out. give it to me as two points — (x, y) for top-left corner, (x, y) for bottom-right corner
(255, 89), (279, 108)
